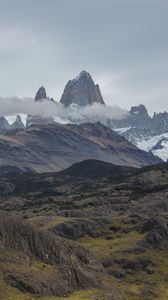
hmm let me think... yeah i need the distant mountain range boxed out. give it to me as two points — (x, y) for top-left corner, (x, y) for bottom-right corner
(112, 105), (168, 161)
(0, 70), (168, 163)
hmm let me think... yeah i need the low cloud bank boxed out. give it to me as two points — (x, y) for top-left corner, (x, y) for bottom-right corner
(0, 97), (127, 123)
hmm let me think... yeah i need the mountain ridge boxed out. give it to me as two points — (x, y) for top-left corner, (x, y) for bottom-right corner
(0, 70), (168, 162)
(0, 122), (161, 173)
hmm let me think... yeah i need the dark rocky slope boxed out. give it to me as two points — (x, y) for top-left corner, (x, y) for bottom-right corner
(0, 122), (161, 173)
(0, 211), (104, 297)
(58, 159), (136, 180)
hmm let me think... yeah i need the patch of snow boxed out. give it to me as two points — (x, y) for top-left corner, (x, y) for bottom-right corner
(74, 73), (81, 81)
(137, 133), (168, 151)
(19, 114), (27, 126)
(5, 115), (16, 125)
(154, 140), (168, 162)
(137, 133), (168, 162)
(114, 127), (131, 134)
(70, 103), (81, 109)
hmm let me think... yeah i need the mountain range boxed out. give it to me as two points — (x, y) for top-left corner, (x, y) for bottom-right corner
(113, 105), (168, 161)
(59, 72), (168, 161)
(0, 70), (168, 165)
(1, 71), (168, 300)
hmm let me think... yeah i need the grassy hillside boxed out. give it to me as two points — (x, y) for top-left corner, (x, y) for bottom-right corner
(0, 159), (168, 299)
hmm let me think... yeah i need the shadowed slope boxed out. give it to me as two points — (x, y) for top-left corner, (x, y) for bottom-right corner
(0, 122), (162, 173)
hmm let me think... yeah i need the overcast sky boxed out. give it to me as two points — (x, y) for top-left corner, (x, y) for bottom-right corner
(0, 0), (167, 114)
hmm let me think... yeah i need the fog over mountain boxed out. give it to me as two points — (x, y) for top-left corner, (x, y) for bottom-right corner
(0, 65), (168, 163)
(0, 96), (126, 122)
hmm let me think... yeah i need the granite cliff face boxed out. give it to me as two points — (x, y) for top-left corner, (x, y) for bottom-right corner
(34, 86), (54, 102)
(129, 104), (152, 128)
(60, 71), (105, 107)
(34, 86), (47, 101)
(113, 104), (152, 130)
(152, 111), (168, 134)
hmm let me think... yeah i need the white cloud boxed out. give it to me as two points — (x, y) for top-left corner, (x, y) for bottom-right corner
(0, 97), (127, 122)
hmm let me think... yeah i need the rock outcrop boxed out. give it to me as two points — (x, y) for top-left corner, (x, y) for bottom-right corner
(0, 211), (103, 297)
(143, 217), (168, 249)
(60, 71), (105, 107)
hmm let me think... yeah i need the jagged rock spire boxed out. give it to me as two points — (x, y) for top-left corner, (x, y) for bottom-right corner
(34, 86), (47, 102)
(34, 86), (55, 102)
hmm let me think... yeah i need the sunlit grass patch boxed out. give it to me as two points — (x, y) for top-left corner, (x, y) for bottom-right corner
(79, 231), (145, 259)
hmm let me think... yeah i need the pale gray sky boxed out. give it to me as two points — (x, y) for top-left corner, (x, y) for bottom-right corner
(0, 0), (167, 114)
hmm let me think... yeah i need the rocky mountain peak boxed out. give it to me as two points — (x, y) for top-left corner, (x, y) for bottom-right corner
(129, 104), (151, 128)
(60, 71), (105, 107)
(12, 115), (25, 129)
(34, 86), (55, 103)
(130, 104), (149, 117)
(34, 86), (47, 102)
